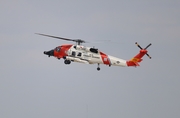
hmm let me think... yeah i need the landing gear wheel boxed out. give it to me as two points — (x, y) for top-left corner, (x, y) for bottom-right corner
(64, 60), (71, 64)
(64, 60), (67, 64)
(68, 60), (71, 64)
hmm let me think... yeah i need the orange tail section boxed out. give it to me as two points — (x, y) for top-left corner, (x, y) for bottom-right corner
(126, 42), (152, 67)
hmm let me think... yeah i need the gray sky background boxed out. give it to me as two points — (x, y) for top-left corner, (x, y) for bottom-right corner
(0, 0), (180, 118)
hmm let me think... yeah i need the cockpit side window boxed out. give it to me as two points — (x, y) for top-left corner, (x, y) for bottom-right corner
(77, 52), (82, 57)
(55, 47), (60, 52)
(72, 51), (76, 56)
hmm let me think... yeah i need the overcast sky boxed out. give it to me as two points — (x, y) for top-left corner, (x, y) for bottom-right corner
(0, 0), (180, 118)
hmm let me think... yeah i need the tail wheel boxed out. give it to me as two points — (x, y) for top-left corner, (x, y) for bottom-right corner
(97, 63), (100, 71)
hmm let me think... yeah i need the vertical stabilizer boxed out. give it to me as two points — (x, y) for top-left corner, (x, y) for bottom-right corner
(126, 42), (152, 67)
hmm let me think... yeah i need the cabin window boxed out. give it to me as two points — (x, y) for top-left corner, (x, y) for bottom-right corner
(72, 51), (76, 56)
(77, 52), (82, 57)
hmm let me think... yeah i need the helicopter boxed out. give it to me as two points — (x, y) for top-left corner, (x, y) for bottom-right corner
(36, 33), (152, 71)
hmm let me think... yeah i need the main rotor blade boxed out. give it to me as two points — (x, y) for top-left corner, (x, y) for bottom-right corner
(144, 43), (152, 50)
(135, 42), (143, 49)
(36, 33), (77, 42)
(36, 33), (86, 44)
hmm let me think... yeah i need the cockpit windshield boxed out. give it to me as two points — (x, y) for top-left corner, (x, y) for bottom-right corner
(55, 47), (61, 52)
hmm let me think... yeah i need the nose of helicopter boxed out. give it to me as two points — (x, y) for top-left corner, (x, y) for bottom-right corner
(44, 50), (54, 57)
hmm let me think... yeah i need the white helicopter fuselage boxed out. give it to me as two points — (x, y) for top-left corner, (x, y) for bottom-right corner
(65, 45), (127, 67)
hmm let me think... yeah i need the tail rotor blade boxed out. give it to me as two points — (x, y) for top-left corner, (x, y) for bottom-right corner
(146, 53), (152, 59)
(145, 43), (152, 50)
(135, 42), (143, 49)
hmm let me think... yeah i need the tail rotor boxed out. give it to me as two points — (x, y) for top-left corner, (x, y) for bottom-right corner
(135, 42), (152, 59)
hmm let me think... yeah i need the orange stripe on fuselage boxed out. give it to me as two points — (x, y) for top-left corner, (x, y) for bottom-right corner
(100, 52), (111, 65)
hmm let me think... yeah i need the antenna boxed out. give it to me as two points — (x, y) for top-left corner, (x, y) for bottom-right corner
(86, 105), (88, 118)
